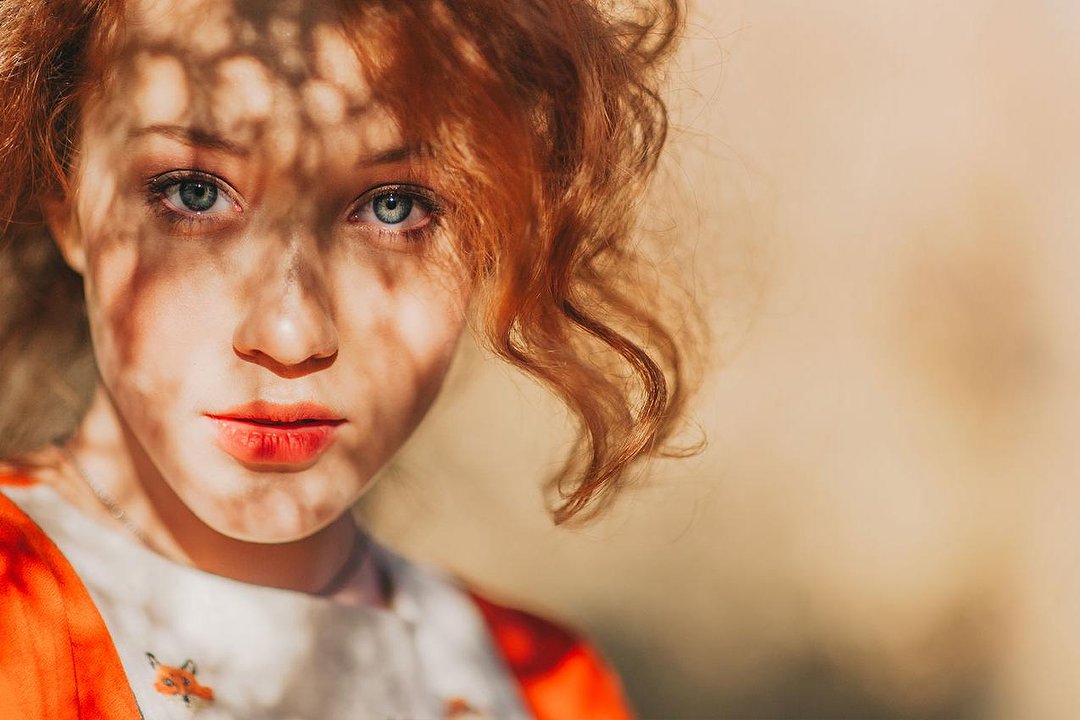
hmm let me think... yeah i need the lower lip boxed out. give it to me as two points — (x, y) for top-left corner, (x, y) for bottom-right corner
(209, 417), (343, 467)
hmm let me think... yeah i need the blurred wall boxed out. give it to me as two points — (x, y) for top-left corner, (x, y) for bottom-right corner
(363, 1), (1079, 717)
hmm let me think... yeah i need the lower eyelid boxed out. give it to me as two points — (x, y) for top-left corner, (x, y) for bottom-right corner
(147, 195), (240, 235)
(354, 215), (427, 231)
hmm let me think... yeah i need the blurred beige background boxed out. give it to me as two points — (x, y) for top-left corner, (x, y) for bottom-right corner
(363, 1), (1080, 718)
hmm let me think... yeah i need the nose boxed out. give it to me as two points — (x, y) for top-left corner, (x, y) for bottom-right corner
(232, 245), (338, 377)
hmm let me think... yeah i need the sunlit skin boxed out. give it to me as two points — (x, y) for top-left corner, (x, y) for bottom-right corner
(41, 0), (471, 597)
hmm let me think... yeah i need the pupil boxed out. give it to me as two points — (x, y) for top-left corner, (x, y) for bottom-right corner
(178, 181), (217, 212)
(373, 193), (412, 225)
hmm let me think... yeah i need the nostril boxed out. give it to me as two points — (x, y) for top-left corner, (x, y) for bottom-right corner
(233, 345), (338, 379)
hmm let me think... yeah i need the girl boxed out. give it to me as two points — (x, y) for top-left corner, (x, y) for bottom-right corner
(0, 0), (692, 717)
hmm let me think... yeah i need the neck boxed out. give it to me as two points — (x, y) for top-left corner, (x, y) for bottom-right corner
(58, 386), (372, 599)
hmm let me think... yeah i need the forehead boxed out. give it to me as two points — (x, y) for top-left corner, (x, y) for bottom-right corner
(95, 0), (399, 164)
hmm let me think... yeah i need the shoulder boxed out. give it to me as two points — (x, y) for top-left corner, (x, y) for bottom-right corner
(0, 478), (79, 717)
(0, 463), (41, 487)
(0, 468), (58, 561)
(468, 591), (636, 720)
(377, 546), (635, 719)
(0, 471), (141, 719)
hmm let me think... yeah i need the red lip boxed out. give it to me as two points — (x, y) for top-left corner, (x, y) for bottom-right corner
(206, 402), (345, 468)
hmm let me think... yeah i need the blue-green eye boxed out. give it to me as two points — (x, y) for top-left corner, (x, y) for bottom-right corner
(152, 172), (236, 218)
(177, 181), (218, 212)
(372, 193), (413, 225)
(351, 185), (437, 235)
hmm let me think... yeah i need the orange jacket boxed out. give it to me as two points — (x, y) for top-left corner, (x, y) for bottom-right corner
(0, 480), (632, 719)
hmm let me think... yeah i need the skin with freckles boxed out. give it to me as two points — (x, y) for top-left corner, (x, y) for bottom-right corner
(42, 0), (471, 595)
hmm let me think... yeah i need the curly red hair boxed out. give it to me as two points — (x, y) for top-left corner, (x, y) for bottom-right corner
(0, 0), (697, 524)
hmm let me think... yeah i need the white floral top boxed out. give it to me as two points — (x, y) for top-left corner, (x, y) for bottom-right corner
(3, 483), (530, 719)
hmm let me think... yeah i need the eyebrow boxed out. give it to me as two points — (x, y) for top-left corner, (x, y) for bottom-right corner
(129, 124), (249, 154)
(130, 124), (424, 167)
(357, 145), (426, 166)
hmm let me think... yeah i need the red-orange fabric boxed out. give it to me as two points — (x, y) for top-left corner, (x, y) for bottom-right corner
(471, 593), (635, 720)
(0, 486), (141, 720)
(0, 472), (633, 719)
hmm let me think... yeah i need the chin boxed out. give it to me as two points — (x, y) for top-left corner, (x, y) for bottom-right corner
(155, 426), (371, 544)
(178, 469), (357, 544)
(206, 499), (347, 544)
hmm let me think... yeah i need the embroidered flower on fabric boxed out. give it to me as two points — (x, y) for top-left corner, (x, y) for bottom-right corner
(146, 653), (216, 706)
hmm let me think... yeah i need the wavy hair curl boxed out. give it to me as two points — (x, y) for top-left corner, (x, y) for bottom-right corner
(0, 0), (699, 524)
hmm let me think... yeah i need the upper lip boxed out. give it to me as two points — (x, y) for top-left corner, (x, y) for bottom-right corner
(206, 401), (346, 426)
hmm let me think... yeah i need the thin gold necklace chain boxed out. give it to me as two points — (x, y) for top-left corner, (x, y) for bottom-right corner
(56, 443), (368, 597)
(59, 443), (153, 546)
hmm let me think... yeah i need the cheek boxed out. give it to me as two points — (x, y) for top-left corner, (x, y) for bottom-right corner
(396, 290), (465, 354)
(339, 264), (469, 426)
(389, 295), (465, 419)
(83, 236), (232, 409)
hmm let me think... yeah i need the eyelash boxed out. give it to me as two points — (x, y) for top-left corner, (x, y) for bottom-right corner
(145, 170), (241, 236)
(348, 184), (442, 243)
(144, 170), (443, 242)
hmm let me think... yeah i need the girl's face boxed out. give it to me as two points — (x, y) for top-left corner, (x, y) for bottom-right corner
(49, 0), (471, 542)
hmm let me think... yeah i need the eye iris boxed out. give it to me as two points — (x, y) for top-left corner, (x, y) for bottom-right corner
(372, 193), (412, 225)
(178, 181), (217, 212)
